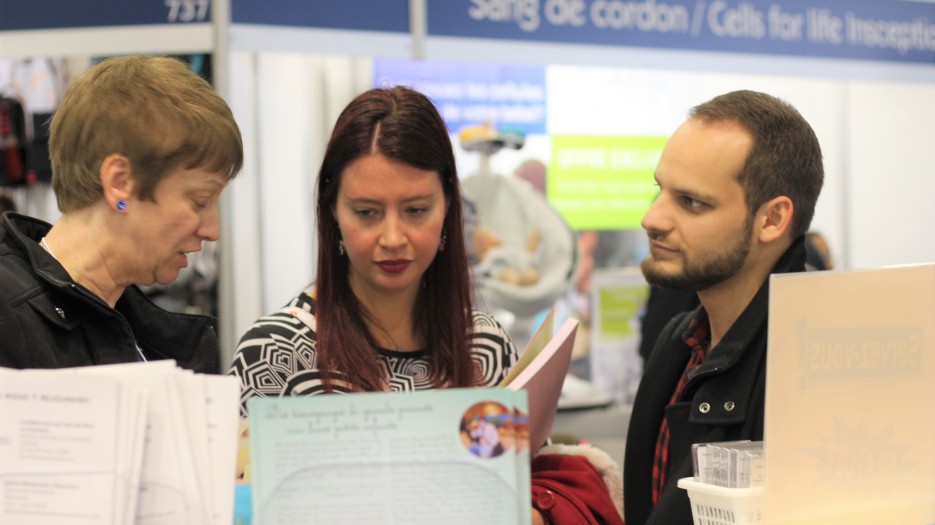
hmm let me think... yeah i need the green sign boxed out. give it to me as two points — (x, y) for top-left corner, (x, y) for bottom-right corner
(597, 284), (650, 341)
(549, 134), (665, 230)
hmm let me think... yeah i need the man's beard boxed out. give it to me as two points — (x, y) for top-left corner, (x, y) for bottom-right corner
(641, 228), (751, 293)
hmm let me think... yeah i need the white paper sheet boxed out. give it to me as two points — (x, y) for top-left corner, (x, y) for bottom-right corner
(202, 375), (241, 525)
(69, 361), (207, 524)
(0, 368), (121, 525)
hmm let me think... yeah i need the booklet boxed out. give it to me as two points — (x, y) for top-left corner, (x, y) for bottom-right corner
(499, 309), (579, 451)
(248, 388), (530, 525)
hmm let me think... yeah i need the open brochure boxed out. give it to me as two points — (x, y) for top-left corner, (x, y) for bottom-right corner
(247, 388), (531, 525)
(239, 313), (578, 523)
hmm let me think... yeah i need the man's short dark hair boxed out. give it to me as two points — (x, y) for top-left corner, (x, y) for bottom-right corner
(691, 90), (824, 239)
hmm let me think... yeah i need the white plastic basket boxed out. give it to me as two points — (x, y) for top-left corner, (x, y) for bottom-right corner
(677, 477), (764, 525)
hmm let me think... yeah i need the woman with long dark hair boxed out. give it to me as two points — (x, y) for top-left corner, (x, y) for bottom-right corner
(232, 85), (513, 401)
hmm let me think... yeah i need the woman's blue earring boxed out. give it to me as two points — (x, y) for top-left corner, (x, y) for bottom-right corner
(116, 200), (127, 211)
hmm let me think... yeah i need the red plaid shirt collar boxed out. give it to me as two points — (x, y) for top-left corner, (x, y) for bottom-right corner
(681, 307), (710, 378)
(651, 307), (710, 505)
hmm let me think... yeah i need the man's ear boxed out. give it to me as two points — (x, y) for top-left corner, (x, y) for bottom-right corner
(757, 195), (793, 244)
(100, 154), (133, 210)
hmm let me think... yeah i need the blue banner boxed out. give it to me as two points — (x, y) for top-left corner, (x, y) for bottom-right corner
(0, 0), (410, 32)
(231, 0), (408, 32)
(374, 58), (548, 135)
(0, 0), (211, 30)
(427, 0), (935, 64)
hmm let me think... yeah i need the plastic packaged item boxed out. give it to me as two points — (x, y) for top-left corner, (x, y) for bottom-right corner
(728, 441), (765, 488)
(691, 440), (753, 486)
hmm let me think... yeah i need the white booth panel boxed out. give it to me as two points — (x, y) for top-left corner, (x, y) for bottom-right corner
(846, 81), (935, 270)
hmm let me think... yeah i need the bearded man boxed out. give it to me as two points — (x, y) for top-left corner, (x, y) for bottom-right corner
(623, 90), (824, 525)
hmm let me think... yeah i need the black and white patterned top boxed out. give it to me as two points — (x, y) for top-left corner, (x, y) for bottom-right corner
(229, 292), (519, 416)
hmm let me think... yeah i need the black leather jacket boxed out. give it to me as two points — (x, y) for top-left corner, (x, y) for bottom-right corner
(624, 236), (808, 525)
(0, 212), (219, 372)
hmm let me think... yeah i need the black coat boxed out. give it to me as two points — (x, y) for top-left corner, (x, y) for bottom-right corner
(0, 212), (219, 372)
(638, 286), (700, 364)
(623, 236), (808, 525)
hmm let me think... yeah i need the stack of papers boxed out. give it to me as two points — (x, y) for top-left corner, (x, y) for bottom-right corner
(0, 361), (241, 525)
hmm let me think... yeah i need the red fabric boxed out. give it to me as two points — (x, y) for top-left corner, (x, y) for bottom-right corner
(652, 309), (709, 504)
(531, 453), (624, 525)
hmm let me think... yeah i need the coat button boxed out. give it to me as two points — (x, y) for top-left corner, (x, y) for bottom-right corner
(699, 402), (711, 414)
(724, 401), (736, 412)
(535, 490), (556, 510)
(54, 306), (66, 319)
